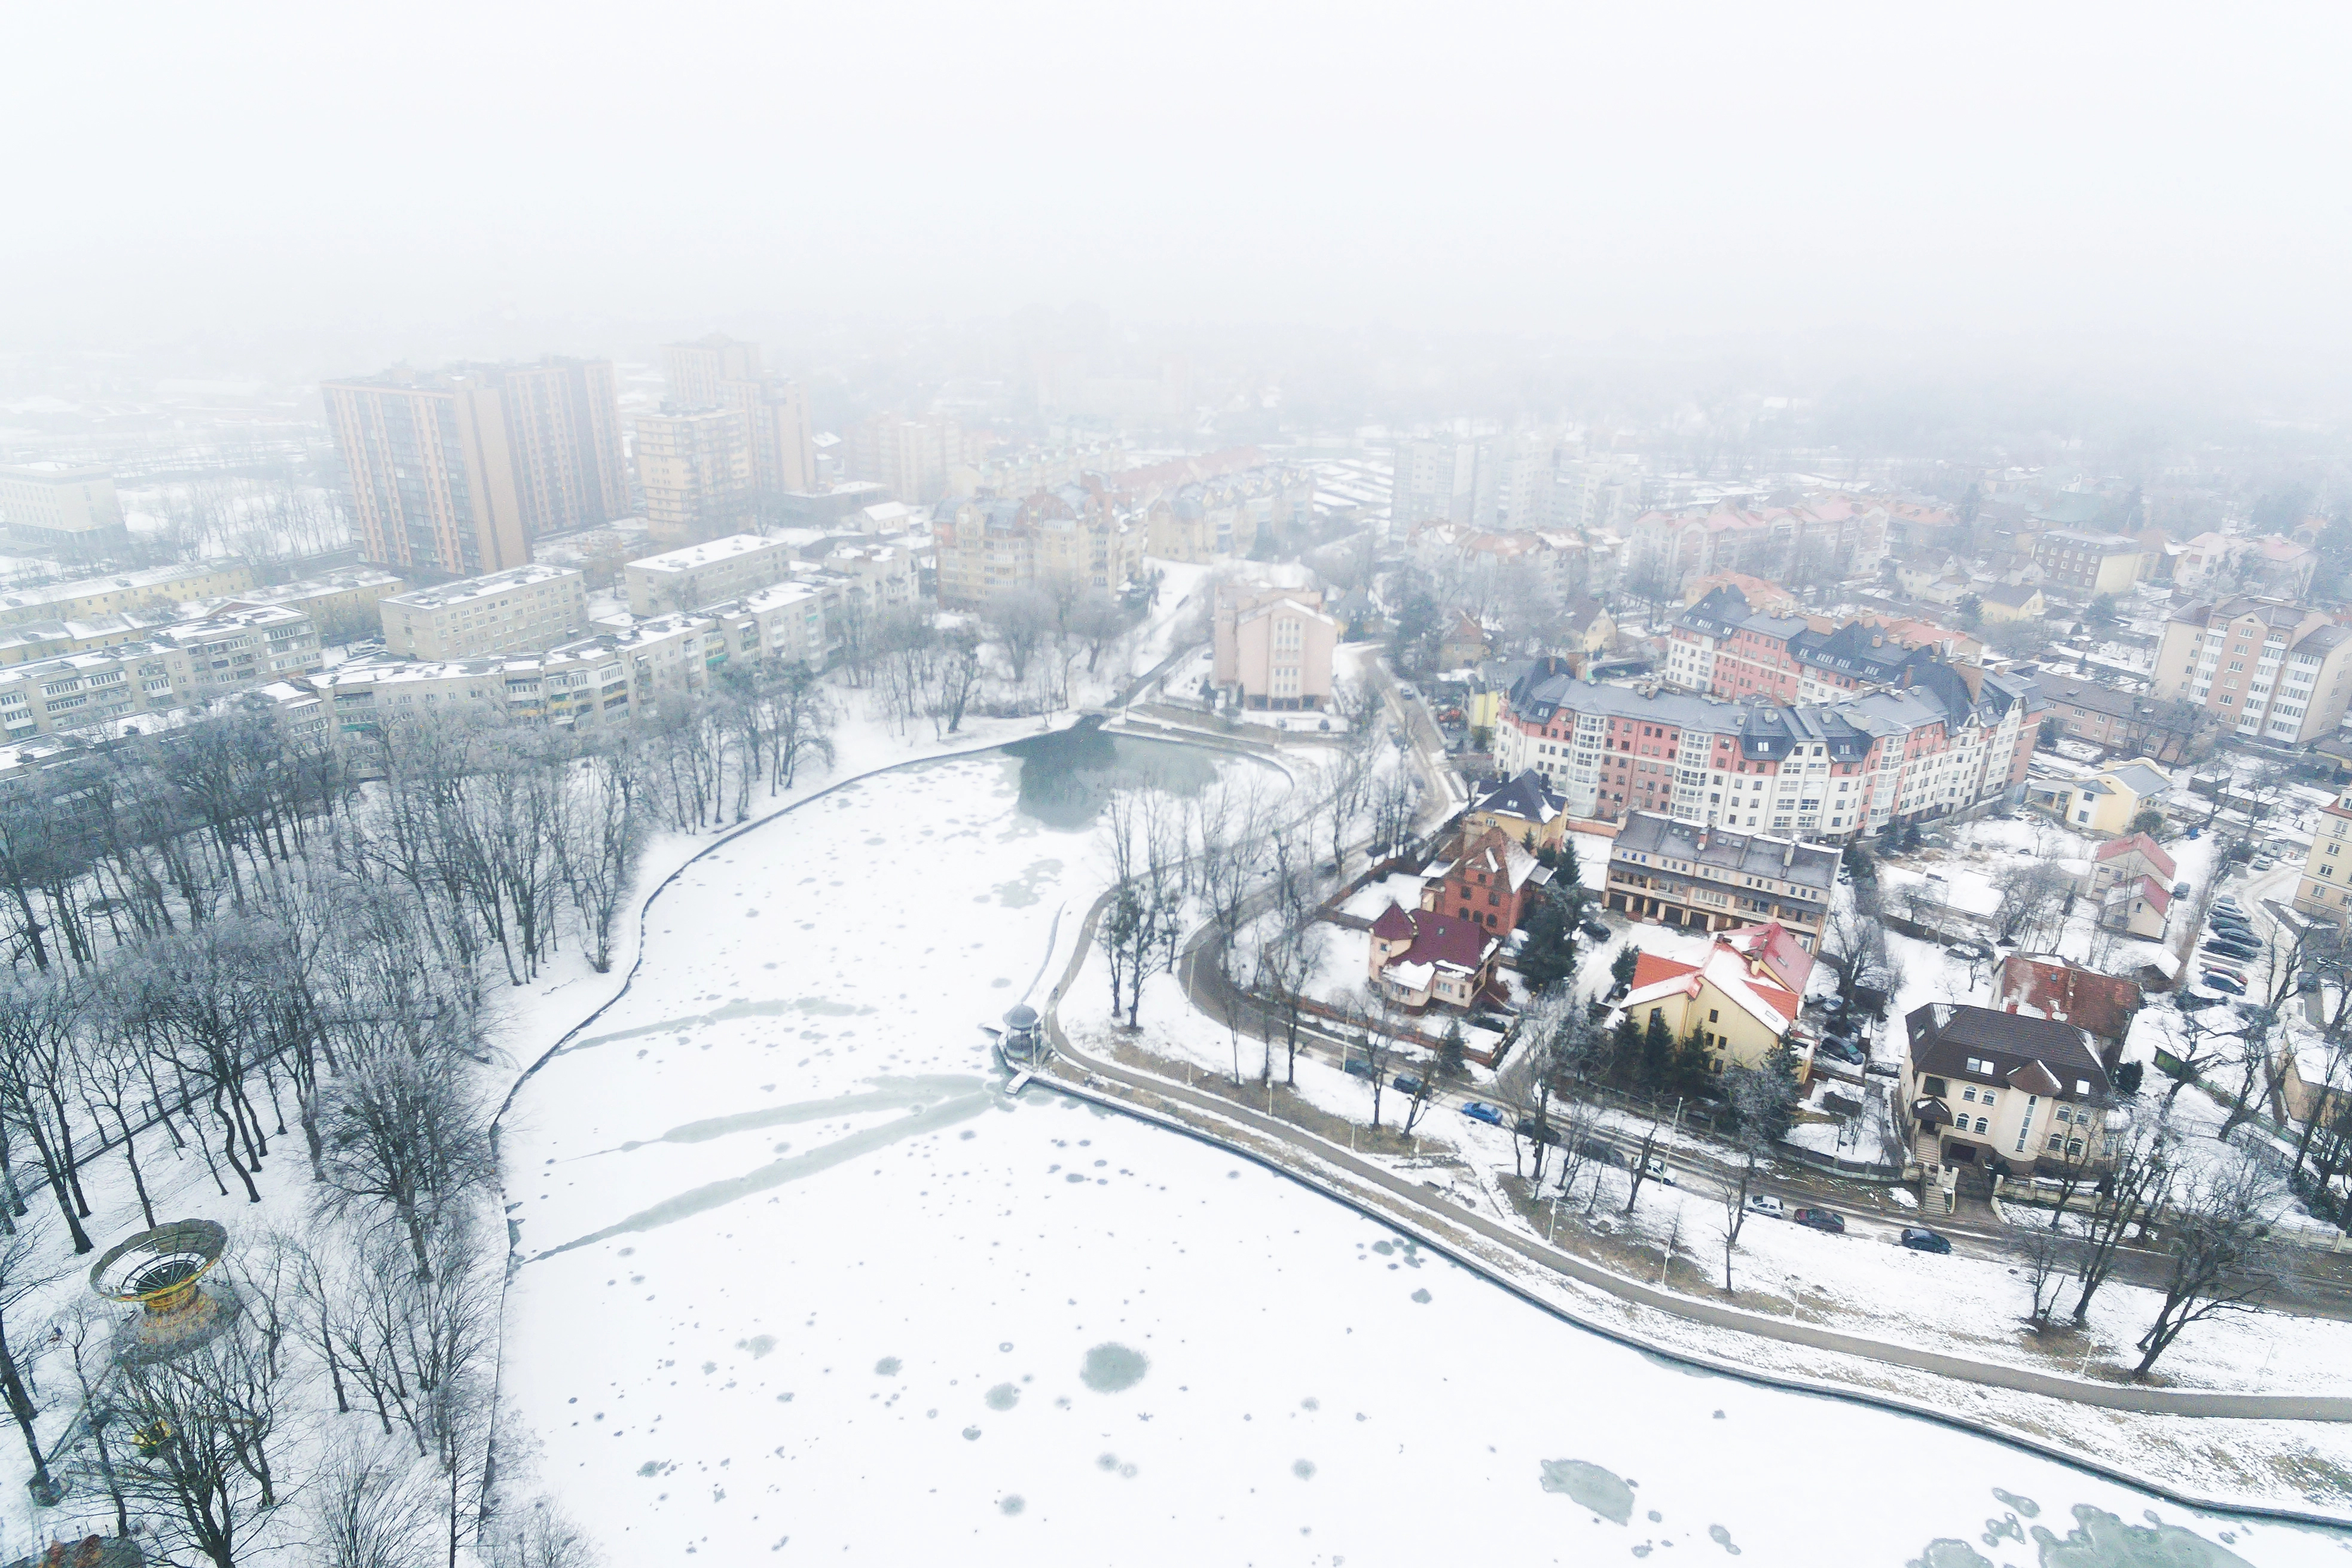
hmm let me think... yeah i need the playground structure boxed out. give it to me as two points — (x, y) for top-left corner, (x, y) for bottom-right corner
(87, 1221), (240, 1368)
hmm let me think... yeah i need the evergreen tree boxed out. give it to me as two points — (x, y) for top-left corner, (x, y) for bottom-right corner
(1436, 1020), (1469, 1080)
(1516, 888), (1580, 994)
(1609, 946), (1640, 989)
(1609, 1013), (1642, 1078)
(1557, 835), (1581, 890)
(1639, 1009), (1675, 1092)
(1673, 1028), (1716, 1098)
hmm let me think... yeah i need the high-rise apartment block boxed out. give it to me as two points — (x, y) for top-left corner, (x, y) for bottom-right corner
(658, 335), (814, 498)
(378, 564), (589, 660)
(2152, 597), (2352, 747)
(844, 412), (983, 504)
(323, 359), (628, 575)
(635, 408), (755, 546)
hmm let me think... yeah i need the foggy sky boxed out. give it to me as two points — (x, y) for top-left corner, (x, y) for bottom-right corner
(8, 2), (2351, 371)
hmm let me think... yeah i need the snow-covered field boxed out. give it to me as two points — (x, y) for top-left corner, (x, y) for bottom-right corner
(496, 749), (2343, 1564)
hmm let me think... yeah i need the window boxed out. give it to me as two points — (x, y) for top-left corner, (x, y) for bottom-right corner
(1974, 1117), (1989, 1133)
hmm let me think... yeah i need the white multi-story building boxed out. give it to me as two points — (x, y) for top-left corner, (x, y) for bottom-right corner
(624, 534), (801, 616)
(378, 564), (588, 659)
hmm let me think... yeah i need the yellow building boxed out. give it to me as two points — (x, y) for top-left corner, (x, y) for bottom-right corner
(0, 558), (256, 628)
(2026, 757), (2169, 838)
(1617, 924), (1814, 1078)
(2293, 784), (2352, 925)
(1459, 771), (1569, 851)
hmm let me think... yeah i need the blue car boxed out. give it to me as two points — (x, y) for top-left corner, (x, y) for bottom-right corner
(1460, 1101), (1505, 1127)
(1391, 1072), (1425, 1095)
(1342, 1056), (1376, 1080)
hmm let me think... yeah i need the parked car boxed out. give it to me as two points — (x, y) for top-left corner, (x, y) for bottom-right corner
(1343, 1056), (1377, 1080)
(1460, 1101), (1505, 1127)
(1576, 1138), (1623, 1167)
(1398, 684), (1420, 700)
(2253, 855), (2275, 871)
(1746, 1193), (1786, 1218)
(2172, 881), (2191, 899)
(2210, 910), (2254, 930)
(1579, 919), (1611, 943)
(2207, 940), (2263, 962)
(2200, 971), (2247, 996)
(2201, 962), (2249, 986)
(1642, 1156), (1676, 1185)
(1792, 1207), (1846, 1233)
(1864, 1060), (1902, 1078)
(1815, 1038), (1864, 1065)
(1947, 939), (1993, 961)
(2214, 894), (2241, 910)
(1514, 1115), (1563, 1146)
(1391, 1071), (1425, 1095)
(1900, 1227), (1953, 1255)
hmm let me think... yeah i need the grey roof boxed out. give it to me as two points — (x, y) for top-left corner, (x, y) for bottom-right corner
(2030, 670), (2149, 721)
(1905, 1002), (2109, 1098)
(2111, 762), (2170, 798)
(1470, 769), (1567, 824)
(1789, 620), (1919, 684)
(1609, 810), (1837, 892)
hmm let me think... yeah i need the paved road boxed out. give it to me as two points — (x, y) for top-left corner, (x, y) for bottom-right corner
(1047, 885), (2352, 1421)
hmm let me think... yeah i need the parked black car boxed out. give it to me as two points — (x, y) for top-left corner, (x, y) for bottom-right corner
(1344, 1056), (1377, 1080)
(1514, 1115), (1563, 1146)
(1391, 1071), (1425, 1095)
(1900, 1227), (1953, 1254)
(1575, 1138), (1624, 1167)
(1579, 919), (1611, 943)
(1815, 1038), (1864, 1065)
(2206, 940), (2263, 962)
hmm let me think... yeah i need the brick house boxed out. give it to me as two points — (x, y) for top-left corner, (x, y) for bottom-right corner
(1367, 904), (1501, 1012)
(1993, 954), (2142, 1068)
(1419, 824), (1553, 935)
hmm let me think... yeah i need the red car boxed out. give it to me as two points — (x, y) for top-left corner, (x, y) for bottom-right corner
(1791, 1207), (1846, 1234)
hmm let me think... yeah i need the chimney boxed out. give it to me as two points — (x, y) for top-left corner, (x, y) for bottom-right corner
(1782, 839), (1796, 867)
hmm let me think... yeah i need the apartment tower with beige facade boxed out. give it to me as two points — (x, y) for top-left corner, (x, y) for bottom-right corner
(635, 408), (755, 546)
(323, 359), (629, 575)
(2152, 596), (2352, 746)
(658, 335), (815, 498)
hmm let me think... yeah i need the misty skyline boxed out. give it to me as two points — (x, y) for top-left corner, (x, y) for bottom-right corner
(10, 2), (2351, 390)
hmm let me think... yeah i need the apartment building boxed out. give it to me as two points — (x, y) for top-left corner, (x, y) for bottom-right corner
(624, 534), (800, 616)
(1622, 497), (1889, 594)
(1664, 585), (1982, 704)
(2030, 530), (2147, 596)
(0, 463), (127, 553)
(2151, 597), (2352, 747)
(378, 564), (589, 659)
(323, 359), (628, 574)
(658, 335), (813, 496)
(1493, 656), (2041, 840)
(0, 643), (181, 741)
(0, 611), (183, 668)
(0, 606), (321, 741)
(220, 567), (407, 638)
(935, 481), (1148, 607)
(1134, 459), (1316, 563)
(2293, 783), (2352, 926)
(635, 406), (755, 546)
(157, 607), (323, 695)
(2027, 669), (2211, 764)
(1902, 1004), (2116, 1178)
(0, 559), (257, 629)
(1604, 812), (1838, 949)
(843, 412), (981, 503)
(1214, 585), (1338, 711)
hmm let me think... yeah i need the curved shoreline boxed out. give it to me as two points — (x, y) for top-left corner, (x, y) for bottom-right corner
(483, 726), (2352, 1538)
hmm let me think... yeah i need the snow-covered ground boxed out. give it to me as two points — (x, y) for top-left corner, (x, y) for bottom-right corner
(495, 747), (2348, 1563)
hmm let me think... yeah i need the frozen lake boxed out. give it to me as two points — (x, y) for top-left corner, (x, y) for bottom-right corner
(499, 751), (2335, 1565)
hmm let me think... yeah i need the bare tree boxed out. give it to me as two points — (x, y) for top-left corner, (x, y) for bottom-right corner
(2133, 1145), (2290, 1377)
(310, 1431), (439, 1568)
(2019, 1221), (2077, 1329)
(479, 1497), (603, 1568)
(0, 1217), (63, 1502)
(2070, 1104), (2174, 1325)
(986, 586), (1058, 688)
(314, 1047), (497, 1279)
(113, 1328), (289, 1568)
